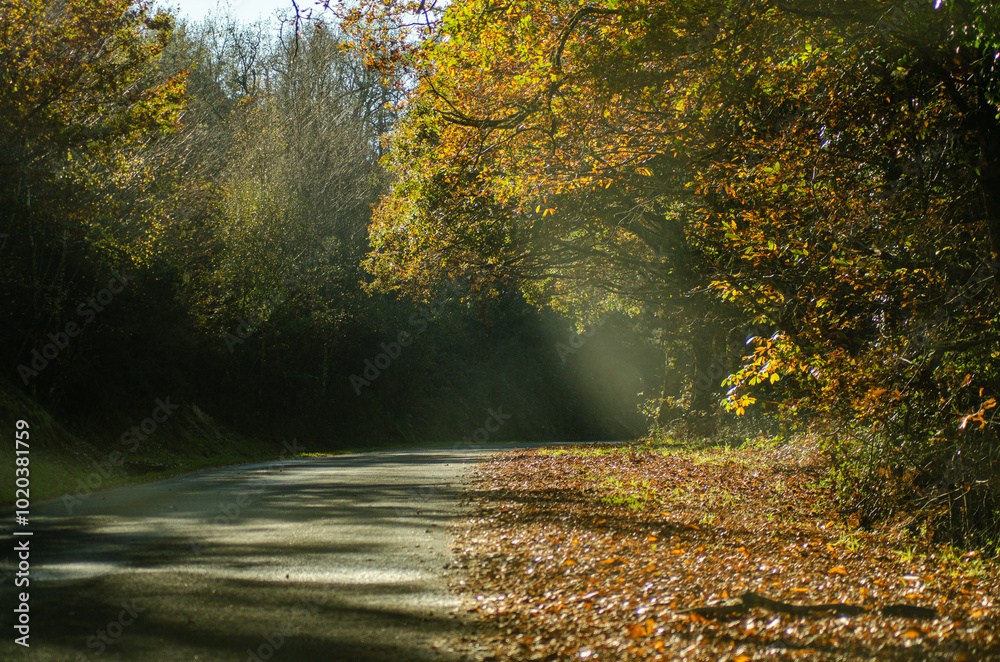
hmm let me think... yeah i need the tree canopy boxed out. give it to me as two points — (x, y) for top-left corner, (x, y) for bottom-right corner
(326, 0), (1000, 544)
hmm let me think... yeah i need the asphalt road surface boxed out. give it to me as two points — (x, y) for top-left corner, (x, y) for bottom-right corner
(0, 444), (546, 661)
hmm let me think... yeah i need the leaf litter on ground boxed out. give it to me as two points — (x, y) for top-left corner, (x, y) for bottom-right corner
(446, 440), (1000, 661)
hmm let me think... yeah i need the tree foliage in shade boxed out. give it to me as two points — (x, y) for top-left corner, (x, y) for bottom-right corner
(0, 0), (186, 384)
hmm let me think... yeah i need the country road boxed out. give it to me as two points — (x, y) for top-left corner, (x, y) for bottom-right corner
(0, 444), (553, 661)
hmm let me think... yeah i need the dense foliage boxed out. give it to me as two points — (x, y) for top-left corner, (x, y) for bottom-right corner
(1, 1), (646, 455)
(325, 0), (1000, 549)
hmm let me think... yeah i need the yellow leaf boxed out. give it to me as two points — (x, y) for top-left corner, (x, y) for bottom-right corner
(734, 655), (753, 662)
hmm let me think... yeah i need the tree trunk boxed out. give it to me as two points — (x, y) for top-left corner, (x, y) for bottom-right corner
(980, 100), (1000, 279)
(689, 323), (725, 414)
(655, 354), (684, 426)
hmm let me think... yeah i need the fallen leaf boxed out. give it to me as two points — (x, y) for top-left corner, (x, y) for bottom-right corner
(829, 566), (848, 576)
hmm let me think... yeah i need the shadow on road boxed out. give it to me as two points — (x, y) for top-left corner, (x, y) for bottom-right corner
(0, 447), (523, 661)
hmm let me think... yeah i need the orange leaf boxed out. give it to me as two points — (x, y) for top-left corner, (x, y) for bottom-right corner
(734, 655), (753, 662)
(829, 566), (848, 576)
(902, 628), (921, 639)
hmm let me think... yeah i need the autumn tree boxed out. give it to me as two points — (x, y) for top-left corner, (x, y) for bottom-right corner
(325, 0), (1000, 543)
(0, 0), (185, 392)
(183, 22), (396, 398)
